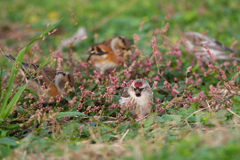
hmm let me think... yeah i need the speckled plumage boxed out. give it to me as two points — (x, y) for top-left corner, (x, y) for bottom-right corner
(119, 79), (153, 116)
(5, 54), (75, 102)
(86, 36), (132, 74)
(182, 31), (240, 62)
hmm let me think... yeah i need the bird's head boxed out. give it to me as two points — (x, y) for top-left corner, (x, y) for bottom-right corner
(111, 36), (132, 61)
(129, 79), (150, 98)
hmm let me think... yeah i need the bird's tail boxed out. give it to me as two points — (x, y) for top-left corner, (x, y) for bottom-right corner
(4, 54), (16, 62)
(4, 54), (38, 81)
(232, 57), (240, 62)
(4, 54), (31, 69)
(214, 40), (236, 53)
(82, 50), (91, 54)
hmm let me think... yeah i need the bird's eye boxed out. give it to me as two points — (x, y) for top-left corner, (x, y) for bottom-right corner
(121, 47), (125, 50)
(134, 88), (136, 91)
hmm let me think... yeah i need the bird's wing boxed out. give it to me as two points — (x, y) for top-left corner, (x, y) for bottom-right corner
(86, 44), (112, 62)
(41, 67), (57, 80)
(182, 31), (235, 53)
(182, 31), (237, 61)
(119, 87), (131, 106)
(36, 68), (56, 88)
(97, 38), (112, 47)
(120, 87), (130, 98)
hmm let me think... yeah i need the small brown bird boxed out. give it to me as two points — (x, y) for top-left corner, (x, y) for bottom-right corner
(182, 31), (240, 62)
(119, 79), (153, 117)
(5, 54), (76, 102)
(86, 36), (132, 74)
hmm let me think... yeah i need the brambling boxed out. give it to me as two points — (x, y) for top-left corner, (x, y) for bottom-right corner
(86, 36), (132, 74)
(119, 79), (153, 117)
(5, 54), (76, 102)
(182, 31), (240, 62)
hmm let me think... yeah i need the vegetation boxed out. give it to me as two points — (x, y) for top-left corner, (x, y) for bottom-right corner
(0, 0), (240, 159)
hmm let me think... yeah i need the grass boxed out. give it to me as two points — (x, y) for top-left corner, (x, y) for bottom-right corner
(1, 0), (240, 159)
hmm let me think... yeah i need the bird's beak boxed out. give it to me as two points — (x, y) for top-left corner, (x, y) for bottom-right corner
(72, 87), (76, 94)
(123, 50), (132, 56)
(135, 89), (141, 97)
(128, 50), (132, 55)
(135, 89), (140, 95)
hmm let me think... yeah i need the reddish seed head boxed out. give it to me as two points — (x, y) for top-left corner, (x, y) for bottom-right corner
(134, 81), (143, 87)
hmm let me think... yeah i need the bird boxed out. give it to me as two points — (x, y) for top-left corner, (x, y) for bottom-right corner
(181, 31), (240, 62)
(119, 79), (153, 117)
(4, 54), (76, 102)
(86, 36), (132, 74)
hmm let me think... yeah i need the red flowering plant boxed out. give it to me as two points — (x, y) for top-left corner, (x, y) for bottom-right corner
(1, 18), (240, 155)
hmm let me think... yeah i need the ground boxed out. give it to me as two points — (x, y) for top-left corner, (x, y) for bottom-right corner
(1, 0), (240, 159)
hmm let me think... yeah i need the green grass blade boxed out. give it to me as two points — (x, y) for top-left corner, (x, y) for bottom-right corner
(0, 18), (63, 121)
(27, 18), (64, 47)
(0, 67), (3, 102)
(0, 47), (26, 114)
(0, 84), (27, 119)
(39, 18), (64, 38)
(55, 112), (86, 118)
